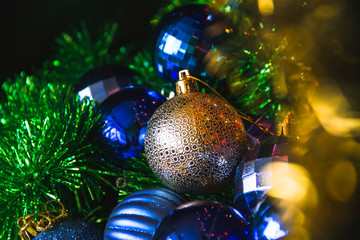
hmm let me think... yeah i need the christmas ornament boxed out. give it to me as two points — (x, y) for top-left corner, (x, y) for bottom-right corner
(33, 219), (101, 240)
(152, 4), (233, 82)
(153, 200), (249, 240)
(144, 70), (247, 194)
(251, 197), (296, 240)
(104, 188), (187, 240)
(75, 64), (134, 103)
(233, 113), (297, 221)
(101, 87), (166, 166)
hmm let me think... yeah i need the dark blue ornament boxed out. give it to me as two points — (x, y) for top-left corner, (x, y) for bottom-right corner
(104, 188), (187, 240)
(75, 64), (134, 103)
(234, 115), (299, 222)
(100, 87), (165, 166)
(251, 197), (290, 240)
(33, 218), (101, 240)
(153, 200), (250, 240)
(153, 4), (233, 82)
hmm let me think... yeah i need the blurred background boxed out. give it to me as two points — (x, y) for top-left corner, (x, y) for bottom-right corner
(0, 0), (359, 239)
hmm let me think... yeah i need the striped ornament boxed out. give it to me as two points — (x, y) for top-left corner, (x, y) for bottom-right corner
(104, 188), (187, 240)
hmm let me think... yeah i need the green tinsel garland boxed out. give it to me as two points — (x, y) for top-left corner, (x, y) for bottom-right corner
(0, 74), (118, 240)
(40, 22), (130, 86)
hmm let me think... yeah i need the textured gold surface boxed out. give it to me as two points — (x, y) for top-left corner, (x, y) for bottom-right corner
(144, 92), (247, 194)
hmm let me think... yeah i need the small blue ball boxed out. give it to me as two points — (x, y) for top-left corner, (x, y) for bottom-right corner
(33, 218), (101, 240)
(153, 4), (233, 82)
(100, 87), (165, 166)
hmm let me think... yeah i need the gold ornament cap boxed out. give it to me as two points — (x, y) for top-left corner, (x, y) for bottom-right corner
(275, 112), (295, 136)
(176, 70), (199, 95)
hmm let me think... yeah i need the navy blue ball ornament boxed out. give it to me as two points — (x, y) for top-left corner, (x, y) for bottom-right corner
(33, 218), (101, 240)
(100, 87), (166, 166)
(251, 197), (296, 240)
(153, 200), (250, 240)
(153, 4), (233, 82)
(104, 188), (187, 240)
(75, 64), (134, 103)
(233, 114), (297, 222)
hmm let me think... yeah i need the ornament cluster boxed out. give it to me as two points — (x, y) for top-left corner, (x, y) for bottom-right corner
(4, 3), (309, 240)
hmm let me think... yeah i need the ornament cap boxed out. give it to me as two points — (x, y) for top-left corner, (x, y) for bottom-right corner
(275, 112), (295, 136)
(176, 70), (199, 95)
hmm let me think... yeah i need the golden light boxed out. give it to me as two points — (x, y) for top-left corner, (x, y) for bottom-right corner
(326, 159), (357, 202)
(315, 5), (341, 19)
(308, 80), (360, 137)
(263, 162), (318, 208)
(258, 0), (274, 16)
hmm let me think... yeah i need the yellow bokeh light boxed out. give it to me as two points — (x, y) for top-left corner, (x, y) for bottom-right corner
(315, 5), (341, 19)
(258, 0), (274, 16)
(326, 160), (357, 202)
(308, 80), (360, 137)
(263, 162), (318, 208)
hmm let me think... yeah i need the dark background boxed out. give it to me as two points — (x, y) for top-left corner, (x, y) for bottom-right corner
(0, 0), (359, 110)
(0, 0), (359, 239)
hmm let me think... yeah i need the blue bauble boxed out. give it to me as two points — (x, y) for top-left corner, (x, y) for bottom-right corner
(33, 218), (101, 240)
(153, 200), (250, 240)
(251, 197), (290, 240)
(234, 134), (294, 222)
(75, 64), (134, 103)
(153, 4), (233, 82)
(100, 87), (165, 166)
(104, 188), (187, 240)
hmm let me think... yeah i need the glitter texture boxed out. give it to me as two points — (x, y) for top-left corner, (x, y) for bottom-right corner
(33, 219), (101, 240)
(144, 91), (247, 194)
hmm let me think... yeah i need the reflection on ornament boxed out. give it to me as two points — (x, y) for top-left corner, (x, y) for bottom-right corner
(101, 87), (166, 166)
(153, 200), (249, 240)
(104, 188), (187, 240)
(251, 198), (289, 240)
(153, 4), (233, 82)
(75, 64), (134, 103)
(234, 113), (297, 221)
(145, 70), (247, 194)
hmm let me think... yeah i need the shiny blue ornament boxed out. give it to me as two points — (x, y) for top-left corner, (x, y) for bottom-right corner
(75, 64), (134, 103)
(153, 200), (250, 240)
(153, 4), (233, 82)
(251, 197), (290, 240)
(104, 188), (187, 240)
(234, 115), (298, 222)
(100, 87), (165, 166)
(33, 218), (101, 240)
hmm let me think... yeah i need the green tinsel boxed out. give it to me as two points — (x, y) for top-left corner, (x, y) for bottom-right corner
(40, 22), (130, 86)
(0, 74), (118, 240)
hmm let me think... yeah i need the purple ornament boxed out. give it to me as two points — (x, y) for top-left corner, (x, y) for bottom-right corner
(153, 200), (250, 240)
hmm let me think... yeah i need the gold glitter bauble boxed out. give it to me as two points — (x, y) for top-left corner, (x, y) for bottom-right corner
(144, 91), (247, 194)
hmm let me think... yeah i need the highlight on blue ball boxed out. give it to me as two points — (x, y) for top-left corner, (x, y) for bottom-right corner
(152, 4), (233, 82)
(100, 87), (165, 166)
(104, 188), (187, 240)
